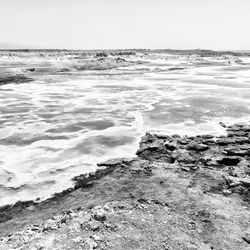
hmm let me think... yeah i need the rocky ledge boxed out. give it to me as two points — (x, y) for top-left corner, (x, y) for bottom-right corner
(0, 123), (250, 249)
(0, 74), (33, 86)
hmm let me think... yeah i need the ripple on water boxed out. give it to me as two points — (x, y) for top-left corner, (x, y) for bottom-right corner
(0, 134), (69, 146)
(75, 120), (114, 130)
(73, 135), (135, 154)
(70, 107), (105, 114)
(47, 120), (114, 134)
(144, 96), (250, 125)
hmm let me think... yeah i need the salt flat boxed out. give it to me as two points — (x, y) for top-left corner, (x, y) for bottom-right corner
(0, 50), (250, 206)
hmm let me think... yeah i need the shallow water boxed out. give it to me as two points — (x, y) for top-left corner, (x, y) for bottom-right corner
(0, 52), (250, 206)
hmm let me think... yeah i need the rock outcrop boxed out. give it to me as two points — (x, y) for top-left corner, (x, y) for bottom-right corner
(0, 123), (250, 249)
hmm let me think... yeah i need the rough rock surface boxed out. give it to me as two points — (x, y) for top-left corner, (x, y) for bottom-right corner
(0, 123), (250, 249)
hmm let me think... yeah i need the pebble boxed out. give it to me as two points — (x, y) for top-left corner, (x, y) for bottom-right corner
(93, 209), (106, 222)
(222, 189), (232, 196)
(43, 219), (58, 231)
(85, 237), (98, 250)
(90, 235), (101, 241)
(87, 220), (100, 231)
(72, 236), (82, 243)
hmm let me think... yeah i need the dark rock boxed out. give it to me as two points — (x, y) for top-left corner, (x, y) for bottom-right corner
(137, 198), (149, 204)
(0, 214), (12, 223)
(224, 176), (241, 188)
(225, 145), (250, 156)
(171, 134), (181, 138)
(95, 52), (108, 57)
(136, 137), (176, 162)
(228, 131), (249, 137)
(217, 138), (234, 146)
(199, 134), (214, 139)
(242, 125), (250, 132)
(202, 139), (216, 144)
(217, 157), (241, 166)
(27, 68), (35, 72)
(58, 68), (70, 72)
(242, 233), (250, 244)
(223, 176), (250, 196)
(200, 157), (221, 167)
(177, 138), (190, 145)
(200, 157), (212, 166)
(241, 178), (250, 188)
(151, 199), (164, 205)
(227, 124), (243, 131)
(164, 141), (177, 150)
(168, 67), (185, 71)
(219, 122), (227, 128)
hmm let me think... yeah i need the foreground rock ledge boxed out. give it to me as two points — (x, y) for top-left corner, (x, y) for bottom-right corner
(0, 122), (250, 250)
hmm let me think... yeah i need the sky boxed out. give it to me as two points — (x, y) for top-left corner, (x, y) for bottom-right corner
(0, 0), (249, 50)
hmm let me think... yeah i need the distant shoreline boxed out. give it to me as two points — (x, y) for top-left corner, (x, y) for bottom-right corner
(0, 48), (250, 56)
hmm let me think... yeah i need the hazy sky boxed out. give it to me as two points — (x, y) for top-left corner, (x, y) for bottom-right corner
(0, 0), (249, 50)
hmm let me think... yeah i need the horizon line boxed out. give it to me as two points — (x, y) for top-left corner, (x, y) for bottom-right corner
(0, 48), (249, 52)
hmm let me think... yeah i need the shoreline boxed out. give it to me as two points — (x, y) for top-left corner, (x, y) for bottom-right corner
(0, 121), (250, 249)
(1, 50), (250, 209)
